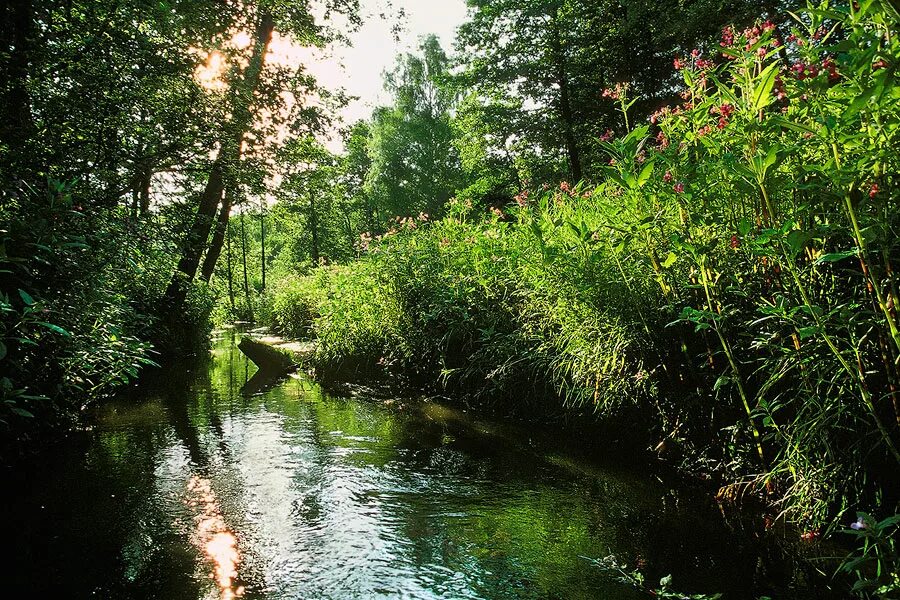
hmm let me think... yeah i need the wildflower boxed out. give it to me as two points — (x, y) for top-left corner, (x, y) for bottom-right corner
(656, 131), (669, 149)
(490, 206), (504, 218)
(869, 184), (879, 198)
(873, 59), (889, 70)
(696, 58), (714, 69)
(757, 47), (768, 58)
(720, 26), (735, 47)
(822, 58), (839, 82)
(762, 20), (776, 32)
(599, 129), (614, 142)
(800, 530), (819, 541)
(650, 107), (670, 124)
(440, 237), (450, 247)
(850, 517), (867, 530)
(697, 124), (712, 137)
(730, 235), (740, 249)
(673, 182), (685, 194)
(608, 158), (617, 166)
(673, 56), (685, 70)
(663, 170), (673, 183)
(418, 212), (429, 221)
(691, 48), (700, 58)
(560, 181), (571, 193)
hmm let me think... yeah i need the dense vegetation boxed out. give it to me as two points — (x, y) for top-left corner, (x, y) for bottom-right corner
(3, 0), (900, 595)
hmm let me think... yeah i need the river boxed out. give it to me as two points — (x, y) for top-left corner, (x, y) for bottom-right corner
(2, 329), (829, 599)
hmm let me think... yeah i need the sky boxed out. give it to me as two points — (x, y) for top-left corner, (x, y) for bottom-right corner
(304, 0), (469, 141)
(197, 1), (469, 152)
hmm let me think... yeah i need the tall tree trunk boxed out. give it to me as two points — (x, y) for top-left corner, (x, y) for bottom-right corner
(1, 0), (37, 178)
(200, 182), (237, 283)
(164, 10), (274, 307)
(259, 198), (266, 291)
(550, 13), (582, 183)
(225, 220), (236, 314)
(140, 163), (152, 215)
(309, 194), (320, 265)
(239, 209), (253, 321)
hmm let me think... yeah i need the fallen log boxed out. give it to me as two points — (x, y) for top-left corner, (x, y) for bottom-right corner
(238, 337), (298, 374)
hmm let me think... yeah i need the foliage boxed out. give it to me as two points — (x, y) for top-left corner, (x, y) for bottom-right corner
(265, 1), (900, 548)
(839, 513), (900, 599)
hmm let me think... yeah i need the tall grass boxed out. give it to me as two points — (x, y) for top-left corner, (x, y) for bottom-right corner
(265, 2), (900, 534)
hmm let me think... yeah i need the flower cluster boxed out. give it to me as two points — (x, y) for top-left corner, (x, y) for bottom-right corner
(514, 189), (530, 207)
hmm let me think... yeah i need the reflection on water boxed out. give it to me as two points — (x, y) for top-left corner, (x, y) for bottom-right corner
(186, 476), (243, 599)
(1, 329), (830, 599)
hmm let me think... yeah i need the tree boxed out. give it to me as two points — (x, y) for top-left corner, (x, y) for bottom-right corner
(365, 35), (463, 221)
(455, 0), (769, 182)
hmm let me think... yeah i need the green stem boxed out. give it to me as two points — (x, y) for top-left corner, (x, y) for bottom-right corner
(700, 260), (766, 466)
(832, 142), (900, 356)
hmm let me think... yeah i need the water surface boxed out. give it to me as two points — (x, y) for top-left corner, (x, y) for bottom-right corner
(2, 330), (825, 599)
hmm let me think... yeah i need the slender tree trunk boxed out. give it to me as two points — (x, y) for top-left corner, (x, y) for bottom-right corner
(309, 194), (320, 265)
(140, 163), (152, 214)
(163, 10), (274, 307)
(225, 220), (235, 314)
(240, 210), (253, 321)
(259, 196), (266, 291)
(200, 184), (237, 283)
(550, 14), (582, 183)
(1, 0), (37, 177)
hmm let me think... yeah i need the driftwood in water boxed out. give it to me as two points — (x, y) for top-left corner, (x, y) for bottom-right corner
(238, 337), (297, 374)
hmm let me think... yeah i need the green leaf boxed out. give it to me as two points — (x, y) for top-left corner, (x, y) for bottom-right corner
(661, 252), (677, 268)
(36, 322), (70, 337)
(9, 406), (34, 418)
(816, 250), (857, 264)
(770, 116), (817, 135)
(785, 230), (811, 256)
(753, 62), (780, 112)
(637, 161), (654, 188)
(0, 340), (5, 360)
(797, 326), (819, 340)
(18, 289), (35, 306)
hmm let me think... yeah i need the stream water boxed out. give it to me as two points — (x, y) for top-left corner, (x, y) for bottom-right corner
(2, 329), (831, 599)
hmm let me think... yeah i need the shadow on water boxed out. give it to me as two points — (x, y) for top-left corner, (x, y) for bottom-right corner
(0, 329), (841, 599)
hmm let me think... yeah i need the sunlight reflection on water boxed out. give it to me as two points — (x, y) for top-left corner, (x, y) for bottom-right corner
(186, 475), (244, 599)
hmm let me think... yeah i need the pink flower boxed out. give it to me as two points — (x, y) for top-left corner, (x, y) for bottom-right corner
(656, 131), (669, 149)
(870, 184), (879, 198)
(663, 171), (673, 183)
(673, 56), (685, 70)
(720, 26), (735, 47)
(673, 182), (685, 193)
(599, 129), (614, 142)
(560, 181), (571, 193)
